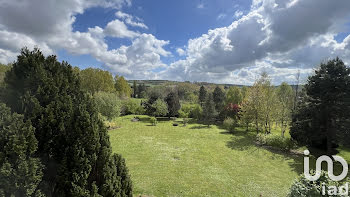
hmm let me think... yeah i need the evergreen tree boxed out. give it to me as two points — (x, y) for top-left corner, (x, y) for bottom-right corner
(290, 58), (350, 154)
(137, 83), (146, 98)
(165, 91), (181, 118)
(212, 86), (225, 112)
(3, 48), (132, 196)
(202, 94), (217, 127)
(0, 103), (43, 197)
(199, 85), (207, 106)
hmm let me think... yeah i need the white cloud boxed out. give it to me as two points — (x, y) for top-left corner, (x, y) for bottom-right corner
(115, 11), (148, 29)
(176, 48), (186, 56)
(234, 10), (243, 18)
(217, 13), (227, 20)
(160, 0), (350, 84)
(104, 19), (140, 38)
(103, 34), (170, 79)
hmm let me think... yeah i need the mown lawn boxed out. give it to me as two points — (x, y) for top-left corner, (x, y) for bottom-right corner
(109, 115), (308, 197)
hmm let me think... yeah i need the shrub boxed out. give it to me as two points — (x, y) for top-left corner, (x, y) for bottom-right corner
(288, 170), (344, 197)
(152, 99), (168, 117)
(256, 133), (295, 151)
(223, 117), (237, 132)
(191, 104), (203, 120)
(122, 99), (145, 115)
(94, 91), (122, 120)
(150, 117), (157, 126)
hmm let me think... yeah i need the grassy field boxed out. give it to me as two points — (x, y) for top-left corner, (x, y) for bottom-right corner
(109, 115), (310, 197)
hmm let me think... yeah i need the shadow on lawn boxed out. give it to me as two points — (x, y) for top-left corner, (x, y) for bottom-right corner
(224, 129), (347, 176)
(223, 128), (307, 175)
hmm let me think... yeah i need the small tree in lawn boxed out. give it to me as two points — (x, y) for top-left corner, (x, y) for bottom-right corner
(179, 106), (190, 126)
(165, 91), (181, 118)
(152, 99), (168, 117)
(199, 85), (207, 106)
(202, 94), (217, 127)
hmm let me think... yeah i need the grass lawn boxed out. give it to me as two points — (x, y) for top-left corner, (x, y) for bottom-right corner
(109, 115), (308, 197)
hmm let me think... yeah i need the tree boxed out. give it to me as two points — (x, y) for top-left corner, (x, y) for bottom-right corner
(165, 91), (181, 118)
(115, 75), (132, 98)
(202, 94), (217, 127)
(276, 82), (294, 137)
(225, 86), (243, 105)
(0, 103), (43, 196)
(133, 80), (138, 98)
(199, 85), (207, 106)
(144, 88), (164, 115)
(94, 91), (122, 120)
(213, 86), (225, 112)
(240, 100), (254, 131)
(137, 83), (146, 98)
(259, 73), (277, 134)
(3, 48), (132, 196)
(244, 77), (265, 133)
(80, 68), (115, 94)
(290, 58), (350, 154)
(152, 99), (168, 117)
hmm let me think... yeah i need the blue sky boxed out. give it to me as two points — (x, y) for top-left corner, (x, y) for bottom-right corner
(1, 0), (350, 85)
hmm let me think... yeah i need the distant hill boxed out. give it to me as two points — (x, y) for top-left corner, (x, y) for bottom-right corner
(127, 80), (303, 91)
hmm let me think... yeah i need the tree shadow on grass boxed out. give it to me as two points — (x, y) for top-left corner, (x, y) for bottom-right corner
(189, 125), (210, 129)
(224, 129), (347, 176)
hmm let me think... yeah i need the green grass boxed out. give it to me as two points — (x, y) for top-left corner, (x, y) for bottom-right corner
(109, 115), (310, 196)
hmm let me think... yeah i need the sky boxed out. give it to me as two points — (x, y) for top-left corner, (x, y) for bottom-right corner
(1, 0), (350, 85)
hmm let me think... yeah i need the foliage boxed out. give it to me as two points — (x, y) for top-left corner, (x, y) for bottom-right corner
(0, 103), (43, 196)
(150, 117), (158, 126)
(290, 58), (350, 153)
(223, 117), (237, 133)
(94, 91), (122, 120)
(276, 82), (294, 137)
(152, 99), (168, 117)
(256, 133), (295, 151)
(122, 99), (145, 115)
(240, 101), (255, 131)
(144, 88), (165, 115)
(199, 85), (207, 106)
(191, 104), (203, 120)
(225, 86), (243, 105)
(115, 75), (132, 98)
(3, 48), (132, 196)
(137, 83), (147, 98)
(213, 86), (225, 112)
(79, 67), (115, 94)
(133, 80), (138, 98)
(223, 103), (241, 119)
(202, 93), (217, 126)
(165, 91), (181, 117)
(288, 170), (343, 197)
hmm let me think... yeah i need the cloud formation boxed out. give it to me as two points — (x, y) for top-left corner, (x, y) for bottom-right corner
(0, 0), (350, 85)
(162, 0), (350, 84)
